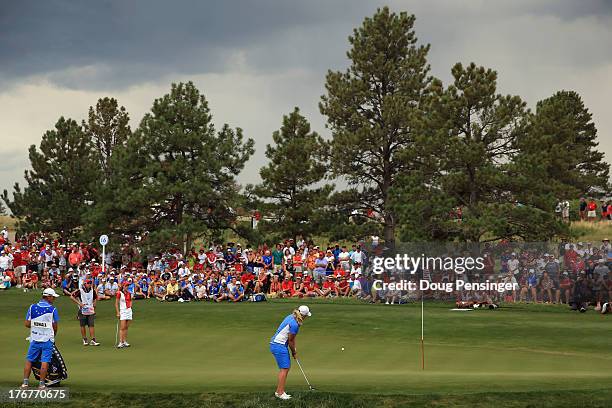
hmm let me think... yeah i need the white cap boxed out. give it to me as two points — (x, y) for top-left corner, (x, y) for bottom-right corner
(298, 305), (312, 317)
(42, 288), (60, 298)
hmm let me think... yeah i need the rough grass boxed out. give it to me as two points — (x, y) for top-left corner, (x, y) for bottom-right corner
(570, 220), (612, 242)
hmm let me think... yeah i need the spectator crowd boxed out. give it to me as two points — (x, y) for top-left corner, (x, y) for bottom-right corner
(0, 229), (610, 313)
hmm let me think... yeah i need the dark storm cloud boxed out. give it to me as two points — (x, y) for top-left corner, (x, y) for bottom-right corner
(0, 0), (370, 89)
(1, 0), (611, 199)
(3, 0), (611, 91)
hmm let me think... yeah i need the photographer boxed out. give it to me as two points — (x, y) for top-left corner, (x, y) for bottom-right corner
(570, 272), (591, 312)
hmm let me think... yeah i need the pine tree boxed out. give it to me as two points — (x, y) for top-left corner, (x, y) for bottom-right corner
(320, 7), (432, 249)
(90, 82), (254, 251)
(394, 62), (569, 242)
(516, 90), (609, 197)
(83, 97), (131, 183)
(2, 117), (98, 240)
(249, 107), (332, 242)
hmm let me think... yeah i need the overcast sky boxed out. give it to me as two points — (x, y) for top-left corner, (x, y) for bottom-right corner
(1, 0), (611, 197)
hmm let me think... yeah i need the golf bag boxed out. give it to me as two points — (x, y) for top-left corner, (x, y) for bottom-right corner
(250, 293), (267, 302)
(32, 343), (68, 387)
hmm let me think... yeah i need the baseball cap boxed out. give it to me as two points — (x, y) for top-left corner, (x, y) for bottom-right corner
(298, 305), (312, 317)
(42, 288), (60, 298)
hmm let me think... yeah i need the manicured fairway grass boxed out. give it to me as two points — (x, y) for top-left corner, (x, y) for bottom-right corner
(0, 290), (610, 407)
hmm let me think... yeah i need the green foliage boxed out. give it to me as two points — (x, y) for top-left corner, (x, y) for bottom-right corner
(248, 107), (332, 242)
(516, 90), (609, 198)
(320, 6), (432, 249)
(83, 97), (131, 183)
(89, 81), (254, 251)
(2, 117), (98, 239)
(393, 63), (569, 242)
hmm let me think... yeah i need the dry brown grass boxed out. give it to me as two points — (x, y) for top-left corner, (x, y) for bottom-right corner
(570, 220), (612, 242)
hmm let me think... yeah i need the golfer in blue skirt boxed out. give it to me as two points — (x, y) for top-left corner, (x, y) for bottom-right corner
(270, 305), (311, 400)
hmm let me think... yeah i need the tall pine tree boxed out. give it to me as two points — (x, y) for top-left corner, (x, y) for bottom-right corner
(2, 117), (98, 240)
(90, 82), (254, 251)
(516, 90), (609, 197)
(393, 63), (568, 242)
(248, 107), (332, 242)
(83, 97), (131, 183)
(320, 7), (432, 249)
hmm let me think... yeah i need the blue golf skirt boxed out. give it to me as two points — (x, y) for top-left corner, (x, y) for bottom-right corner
(270, 343), (290, 369)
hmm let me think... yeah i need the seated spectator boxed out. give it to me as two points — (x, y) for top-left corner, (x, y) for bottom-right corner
(165, 278), (179, 302)
(179, 278), (195, 302)
(0, 270), (11, 290)
(153, 279), (166, 301)
(228, 281), (245, 302)
(96, 279), (111, 300)
(336, 276), (351, 297)
(215, 281), (229, 302)
(320, 276), (337, 297)
(303, 277), (320, 297)
(268, 275), (281, 298)
(279, 276), (292, 298)
(253, 270), (267, 294)
(195, 281), (207, 300)
(291, 277), (305, 298)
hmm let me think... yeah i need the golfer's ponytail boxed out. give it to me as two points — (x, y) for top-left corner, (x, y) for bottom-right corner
(292, 309), (304, 326)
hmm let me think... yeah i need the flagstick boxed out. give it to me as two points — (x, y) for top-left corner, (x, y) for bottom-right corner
(421, 290), (425, 370)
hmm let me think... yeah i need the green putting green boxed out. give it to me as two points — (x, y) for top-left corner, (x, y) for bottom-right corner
(0, 290), (610, 405)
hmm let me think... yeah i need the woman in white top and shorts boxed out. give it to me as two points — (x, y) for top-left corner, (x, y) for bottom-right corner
(114, 282), (133, 348)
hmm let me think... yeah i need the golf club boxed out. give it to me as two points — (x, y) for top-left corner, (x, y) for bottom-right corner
(114, 320), (119, 348)
(295, 358), (315, 391)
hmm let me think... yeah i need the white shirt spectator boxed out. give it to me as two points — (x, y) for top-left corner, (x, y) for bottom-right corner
(0, 253), (13, 270)
(350, 250), (363, 264)
(105, 251), (113, 266)
(507, 257), (519, 275)
(178, 265), (190, 279)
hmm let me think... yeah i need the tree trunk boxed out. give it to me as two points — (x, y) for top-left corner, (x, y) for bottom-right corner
(383, 213), (395, 250)
(185, 231), (192, 255)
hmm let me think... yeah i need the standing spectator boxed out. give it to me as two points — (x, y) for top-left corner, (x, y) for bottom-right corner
(507, 253), (520, 275)
(587, 198), (597, 222)
(272, 244), (284, 275)
(579, 197), (587, 221)
(543, 254), (561, 303)
(68, 247), (83, 269)
(539, 271), (555, 303)
(561, 200), (570, 222)
(601, 200), (611, 221)
(593, 258), (609, 278)
(13, 248), (27, 288)
(0, 247), (13, 273)
(338, 246), (350, 271)
(313, 252), (327, 283)
(350, 246), (364, 266)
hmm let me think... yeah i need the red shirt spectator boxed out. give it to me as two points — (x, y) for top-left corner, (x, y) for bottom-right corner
(13, 251), (26, 267)
(68, 250), (83, 267)
(241, 272), (255, 286)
